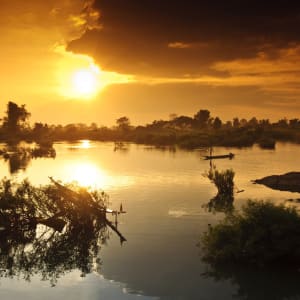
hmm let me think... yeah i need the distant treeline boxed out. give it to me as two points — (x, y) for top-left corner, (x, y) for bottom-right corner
(1, 101), (300, 149)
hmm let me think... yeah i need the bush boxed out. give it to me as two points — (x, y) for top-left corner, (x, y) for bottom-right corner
(203, 168), (235, 213)
(201, 200), (300, 267)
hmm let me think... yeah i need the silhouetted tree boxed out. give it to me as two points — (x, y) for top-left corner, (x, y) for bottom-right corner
(2, 101), (30, 133)
(289, 118), (300, 128)
(248, 117), (258, 127)
(276, 118), (288, 128)
(240, 118), (248, 127)
(233, 117), (240, 128)
(172, 116), (194, 128)
(194, 109), (211, 128)
(259, 119), (270, 128)
(224, 120), (233, 129)
(32, 122), (50, 140)
(116, 116), (130, 131)
(213, 117), (222, 130)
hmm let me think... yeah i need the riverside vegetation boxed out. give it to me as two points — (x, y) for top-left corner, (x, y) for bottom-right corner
(201, 165), (300, 269)
(1, 101), (300, 149)
(201, 199), (300, 268)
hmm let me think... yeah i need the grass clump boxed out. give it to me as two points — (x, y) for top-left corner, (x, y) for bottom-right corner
(204, 168), (235, 213)
(201, 200), (300, 267)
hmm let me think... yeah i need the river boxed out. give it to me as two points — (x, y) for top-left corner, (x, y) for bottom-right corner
(0, 141), (299, 300)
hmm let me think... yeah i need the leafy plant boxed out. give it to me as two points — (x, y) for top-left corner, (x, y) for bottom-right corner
(201, 200), (300, 267)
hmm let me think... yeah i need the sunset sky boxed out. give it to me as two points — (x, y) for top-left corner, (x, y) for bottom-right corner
(1, 0), (300, 125)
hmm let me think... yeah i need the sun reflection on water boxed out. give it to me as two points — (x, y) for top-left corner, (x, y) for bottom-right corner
(80, 140), (91, 149)
(63, 161), (134, 190)
(71, 163), (104, 187)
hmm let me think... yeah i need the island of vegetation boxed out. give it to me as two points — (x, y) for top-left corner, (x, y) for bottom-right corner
(1, 101), (300, 149)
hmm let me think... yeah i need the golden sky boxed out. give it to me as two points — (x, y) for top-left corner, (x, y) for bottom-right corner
(1, 0), (300, 125)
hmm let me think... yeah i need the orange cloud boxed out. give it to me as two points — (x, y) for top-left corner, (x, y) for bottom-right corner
(168, 42), (192, 49)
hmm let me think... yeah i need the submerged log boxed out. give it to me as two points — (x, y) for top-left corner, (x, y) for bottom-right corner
(254, 172), (300, 193)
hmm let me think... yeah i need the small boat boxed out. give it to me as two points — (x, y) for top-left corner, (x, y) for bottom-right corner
(204, 152), (235, 160)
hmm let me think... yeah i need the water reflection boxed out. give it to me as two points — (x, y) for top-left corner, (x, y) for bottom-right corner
(0, 178), (113, 287)
(114, 142), (130, 153)
(1, 144), (56, 174)
(81, 140), (91, 149)
(0, 222), (108, 286)
(67, 162), (107, 187)
(0, 141), (300, 299)
(203, 165), (235, 213)
(5, 148), (31, 174)
(62, 161), (134, 190)
(203, 265), (300, 300)
(68, 140), (92, 150)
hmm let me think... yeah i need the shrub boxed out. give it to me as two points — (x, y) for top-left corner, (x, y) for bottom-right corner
(201, 200), (300, 267)
(204, 168), (235, 213)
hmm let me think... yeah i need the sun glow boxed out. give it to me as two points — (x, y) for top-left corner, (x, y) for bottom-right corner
(61, 160), (135, 190)
(72, 69), (99, 97)
(62, 161), (109, 188)
(65, 63), (102, 99)
(55, 46), (135, 100)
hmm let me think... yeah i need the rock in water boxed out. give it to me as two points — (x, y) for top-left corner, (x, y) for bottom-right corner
(254, 172), (300, 193)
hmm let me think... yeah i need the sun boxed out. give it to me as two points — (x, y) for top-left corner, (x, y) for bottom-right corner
(72, 70), (97, 95)
(57, 58), (103, 99)
(56, 49), (134, 99)
(71, 66), (100, 98)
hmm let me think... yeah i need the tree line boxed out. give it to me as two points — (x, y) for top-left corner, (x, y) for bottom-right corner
(1, 101), (299, 148)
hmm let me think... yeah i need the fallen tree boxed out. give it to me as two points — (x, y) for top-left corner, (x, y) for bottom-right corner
(0, 178), (126, 284)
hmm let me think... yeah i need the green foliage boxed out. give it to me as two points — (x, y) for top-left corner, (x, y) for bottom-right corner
(201, 201), (300, 266)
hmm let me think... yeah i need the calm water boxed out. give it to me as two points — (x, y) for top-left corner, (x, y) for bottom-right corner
(0, 141), (300, 300)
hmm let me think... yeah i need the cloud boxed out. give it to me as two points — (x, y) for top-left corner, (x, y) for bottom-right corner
(168, 42), (192, 49)
(211, 45), (300, 96)
(68, 0), (300, 77)
(0, 0), (104, 100)
(0, 0), (100, 43)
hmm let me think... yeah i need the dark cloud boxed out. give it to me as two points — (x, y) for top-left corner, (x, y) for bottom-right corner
(68, 0), (300, 76)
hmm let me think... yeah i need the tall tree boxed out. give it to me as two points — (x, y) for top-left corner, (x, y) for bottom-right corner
(213, 117), (222, 130)
(3, 101), (30, 133)
(116, 116), (130, 131)
(194, 109), (211, 128)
